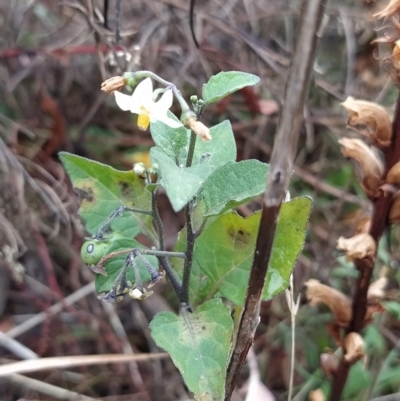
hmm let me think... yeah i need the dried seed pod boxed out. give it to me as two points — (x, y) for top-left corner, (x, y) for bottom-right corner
(374, 0), (400, 19)
(389, 191), (400, 223)
(320, 352), (339, 378)
(304, 280), (352, 327)
(336, 233), (376, 262)
(338, 138), (383, 197)
(343, 332), (365, 364)
(341, 97), (392, 148)
(101, 76), (126, 94)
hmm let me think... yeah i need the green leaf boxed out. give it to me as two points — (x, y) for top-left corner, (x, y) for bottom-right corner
(194, 197), (312, 305)
(202, 71), (260, 105)
(201, 160), (269, 216)
(190, 120), (236, 168)
(93, 237), (153, 294)
(150, 147), (207, 212)
(150, 299), (233, 401)
(150, 113), (188, 160)
(171, 228), (212, 306)
(59, 152), (156, 242)
(151, 121), (236, 212)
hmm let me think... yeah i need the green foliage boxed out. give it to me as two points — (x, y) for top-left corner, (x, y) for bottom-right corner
(150, 120), (237, 212)
(201, 159), (269, 216)
(202, 71), (260, 105)
(59, 153), (156, 241)
(150, 299), (233, 401)
(59, 70), (313, 401)
(193, 197), (312, 305)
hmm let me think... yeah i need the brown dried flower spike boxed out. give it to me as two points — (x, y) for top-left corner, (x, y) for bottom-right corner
(341, 97), (392, 148)
(338, 138), (383, 198)
(336, 233), (376, 262)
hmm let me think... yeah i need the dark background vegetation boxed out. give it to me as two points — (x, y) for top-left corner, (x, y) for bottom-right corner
(0, 0), (399, 400)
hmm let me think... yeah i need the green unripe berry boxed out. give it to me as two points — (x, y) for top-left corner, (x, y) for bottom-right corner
(80, 240), (109, 265)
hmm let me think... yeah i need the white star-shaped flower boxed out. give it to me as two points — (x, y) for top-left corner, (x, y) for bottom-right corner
(114, 77), (183, 131)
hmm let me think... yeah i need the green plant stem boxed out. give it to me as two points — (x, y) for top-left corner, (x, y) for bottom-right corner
(180, 131), (198, 308)
(185, 131), (197, 168)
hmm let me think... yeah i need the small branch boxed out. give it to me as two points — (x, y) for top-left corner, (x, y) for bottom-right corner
(329, 83), (400, 401)
(224, 0), (327, 398)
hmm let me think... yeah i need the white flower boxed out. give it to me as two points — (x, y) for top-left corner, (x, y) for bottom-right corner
(114, 77), (182, 131)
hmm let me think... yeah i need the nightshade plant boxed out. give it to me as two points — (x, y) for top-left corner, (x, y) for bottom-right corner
(59, 70), (312, 401)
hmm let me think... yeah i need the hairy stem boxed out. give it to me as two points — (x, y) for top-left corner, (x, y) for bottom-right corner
(180, 131), (197, 307)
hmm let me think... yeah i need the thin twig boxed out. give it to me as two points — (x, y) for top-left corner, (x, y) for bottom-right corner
(224, 0), (327, 398)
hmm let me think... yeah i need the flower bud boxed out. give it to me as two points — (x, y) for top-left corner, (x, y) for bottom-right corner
(304, 280), (351, 327)
(373, 0), (400, 19)
(389, 191), (400, 223)
(101, 76), (126, 94)
(336, 233), (376, 262)
(343, 332), (365, 364)
(133, 162), (146, 176)
(186, 116), (212, 141)
(338, 138), (383, 197)
(309, 389), (326, 401)
(341, 97), (392, 148)
(320, 352), (339, 378)
(190, 95), (198, 104)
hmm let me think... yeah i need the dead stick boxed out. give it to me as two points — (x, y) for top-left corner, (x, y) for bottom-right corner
(224, 0), (327, 398)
